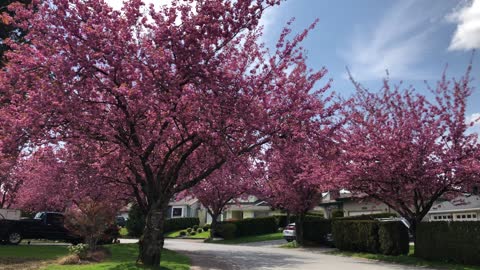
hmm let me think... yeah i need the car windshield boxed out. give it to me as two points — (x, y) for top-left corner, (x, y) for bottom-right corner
(34, 212), (45, 220)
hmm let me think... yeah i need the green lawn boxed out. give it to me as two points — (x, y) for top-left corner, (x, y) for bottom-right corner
(0, 244), (69, 260)
(330, 246), (480, 270)
(208, 232), (283, 244)
(0, 244), (190, 270)
(165, 230), (210, 239)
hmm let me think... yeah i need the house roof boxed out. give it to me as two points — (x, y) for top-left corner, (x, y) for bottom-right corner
(429, 195), (480, 213)
(169, 197), (199, 206)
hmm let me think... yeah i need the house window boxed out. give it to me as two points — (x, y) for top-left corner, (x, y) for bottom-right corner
(172, 207), (183, 218)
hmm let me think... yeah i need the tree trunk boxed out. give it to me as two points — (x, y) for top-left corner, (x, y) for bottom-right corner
(295, 213), (305, 246)
(285, 211), (291, 227)
(139, 201), (169, 266)
(209, 213), (220, 239)
(409, 218), (418, 254)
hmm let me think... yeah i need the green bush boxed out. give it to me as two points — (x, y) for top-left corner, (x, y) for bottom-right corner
(179, 230), (187, 237)
(223, 216), (278, 237)
(197, 228), (203, 233)
(335, 213), (397, 221)
(416, 222), (480, 265)
(203, 224), (210, 231)
(332, 220), (380, 253)
(189, 231), (196, 236)
(217, 223), (237, 239)
(378, 222), (409, 255)
(303, 219), (332, 244)
(332, 210), (344, 218)
(186, 228), (193, 233)
(164, 217), (199, 233)
(125, 204), (145, 237)
(193, 225), (199, 230)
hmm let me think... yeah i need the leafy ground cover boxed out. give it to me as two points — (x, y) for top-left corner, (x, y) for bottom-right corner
(0, 244), (190, 270)
(330, 246), (480, 270)
(165, 230), (210, 239)
(207, 232), (283, 244)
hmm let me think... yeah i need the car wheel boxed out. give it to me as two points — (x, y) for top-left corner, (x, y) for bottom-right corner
(7, 231), (22, 245)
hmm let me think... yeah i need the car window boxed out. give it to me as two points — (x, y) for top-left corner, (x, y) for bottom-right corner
(47, 214), (64, 226)
(34, 212), (45, 220)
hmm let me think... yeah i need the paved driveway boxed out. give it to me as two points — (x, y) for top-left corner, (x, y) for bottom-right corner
(165, 239), (431, 270)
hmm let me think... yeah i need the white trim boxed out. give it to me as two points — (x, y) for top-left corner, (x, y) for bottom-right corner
(428, 208), (480, 214)
(171, 206), (185, 218)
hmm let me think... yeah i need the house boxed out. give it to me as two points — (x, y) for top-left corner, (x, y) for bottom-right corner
(426, 195), (480, 222)
(317, 191), (396, 218)
(167, 197), (202, 219)
(221, 196), (281, 221)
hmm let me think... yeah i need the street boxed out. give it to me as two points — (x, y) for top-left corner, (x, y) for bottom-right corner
(164, 239), (429, 270)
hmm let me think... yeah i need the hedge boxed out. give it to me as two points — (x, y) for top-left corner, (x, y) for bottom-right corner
(333, 220), (380, 253)
(221, 216), (278, 237)
(164, 217), (200, 233)
(216, 223), (237, 239)
(416, 222), (480, 265)
(332, 220), (408, 255)
(274, 214), (326, 228)
(378, 221), (409, 255)
(303, 219), (332, 244)
(335, 213), (397, 221)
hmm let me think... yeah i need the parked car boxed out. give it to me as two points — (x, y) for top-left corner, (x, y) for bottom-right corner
(0, 211), (119, 245)
(282, 223), (296, 242)
(282, 222), (334, 245)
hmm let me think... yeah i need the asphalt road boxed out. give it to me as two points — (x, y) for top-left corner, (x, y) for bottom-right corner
(165, 239), (431, 270)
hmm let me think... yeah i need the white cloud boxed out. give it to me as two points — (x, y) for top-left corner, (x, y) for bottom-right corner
(447, 0), (480, 50)
(105, 0), (171, 11)
(467, 112), (480, 136)
(343, 0), (448, 81)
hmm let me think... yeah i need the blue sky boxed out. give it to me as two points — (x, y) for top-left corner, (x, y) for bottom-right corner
(107, 0), (480, 132)
(260, 1), (480, 117)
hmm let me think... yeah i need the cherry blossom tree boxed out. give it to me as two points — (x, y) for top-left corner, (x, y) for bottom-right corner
(1, 0), (330, 265)
(342, 67), (480, 241)
(255, 99), (342, 245)
(186, 159), (254, 239)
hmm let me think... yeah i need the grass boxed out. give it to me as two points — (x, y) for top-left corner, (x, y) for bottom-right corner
(119, 227), (129, 237)
(165, 229), (210, 239)
(279, 241), (299, 249)
(208, 232), (283, 244)
(0, 244), (69, 260)
(0, 244), (190, 270)
(330, 246), (480, 270)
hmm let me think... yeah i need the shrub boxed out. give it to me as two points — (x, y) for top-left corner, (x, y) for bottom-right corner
(222, 216), (278, 237)
(179, 230), (187, 237)
(335, 213), (397, 221)
(303, 219), (332, 244)
(331, 210), (344, 218)
(68, 244), (89, 259)
(203, 224), (210, 231)
(125, 203), (145, 238)
(164, 217), (199, 233)
(197, 228), (203, 233)
(332, 220), (379, 253)
(189, 231), (197, 236)
(378, 222), (409, 255)
(193, 225), (199, 230)
(216, 223), (237, 239)
(416, 222), (480, 265)
(186, 228), (193, 234)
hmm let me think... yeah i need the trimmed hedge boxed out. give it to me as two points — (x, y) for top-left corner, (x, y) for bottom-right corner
(164, 217), (199, 233)
(303, 219), (332, 244)
(125, 204), (145, 237)
(217, 223), (237, 239)
(332, 220), (408, 255)
(220, 216), (278, 237)
(378, 222), (409, 255)
(416, 222), (480, 265)
(274, 214), (326, 228)
(333, 220), (380, 253)
(335, 213), (397, 221)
